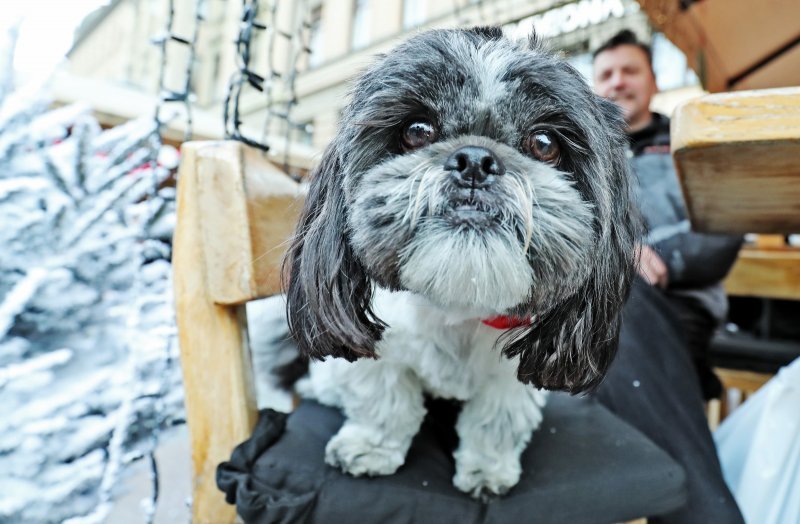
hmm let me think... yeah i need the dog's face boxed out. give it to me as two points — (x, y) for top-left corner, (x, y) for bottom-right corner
(286, 28), (638, 393)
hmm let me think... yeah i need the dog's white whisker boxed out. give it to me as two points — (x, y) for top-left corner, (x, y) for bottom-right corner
(507, 174), (535, 254)
(402, 169), (425, 225)
(525, 177), (547, 253)
(423, 165), (442, 217)
(522, 178), (537, 254)
(250, 236), (296, 265)
(410, 172), (429, 229)
(401, 161), (437, 227)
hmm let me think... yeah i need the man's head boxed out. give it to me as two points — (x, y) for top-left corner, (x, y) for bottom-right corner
(592, 30), (657, 132)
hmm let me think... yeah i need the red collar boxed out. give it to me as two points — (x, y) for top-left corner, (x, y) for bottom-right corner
(481, 315), (533, 330)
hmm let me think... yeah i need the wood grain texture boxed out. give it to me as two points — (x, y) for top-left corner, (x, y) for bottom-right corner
(672, 87), (800, 234)
(724, 247), (800, 300)
(173, 141), (303, 523)
(715, 368), (773, 394)
(196, 143), (305, 305)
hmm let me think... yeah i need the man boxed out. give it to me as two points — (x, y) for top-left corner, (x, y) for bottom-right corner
(593, 29), (742, 399)
(591, 30), (744, 523)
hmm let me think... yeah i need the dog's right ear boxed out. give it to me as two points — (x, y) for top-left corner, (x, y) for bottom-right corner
(283, 145), (384, 362)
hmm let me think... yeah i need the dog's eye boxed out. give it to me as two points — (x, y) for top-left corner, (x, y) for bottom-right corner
(401, 120), (437, 150)
(525, 131), (560, 163)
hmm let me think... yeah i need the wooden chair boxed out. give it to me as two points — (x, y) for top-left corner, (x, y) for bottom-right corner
(173, 141), (686, 523)
(173, 141), (305, 523)
(672, 86), (800, 427)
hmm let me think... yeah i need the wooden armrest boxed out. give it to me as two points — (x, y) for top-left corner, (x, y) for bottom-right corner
(173, 141), (304, 523)
(672, 87), (800, 234)
(724, 246), (800, 300)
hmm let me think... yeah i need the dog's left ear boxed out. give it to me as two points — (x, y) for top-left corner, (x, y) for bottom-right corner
(502, 270), (629, 394)
(283, 145), (385, 362)
(503, 96), (638, 393)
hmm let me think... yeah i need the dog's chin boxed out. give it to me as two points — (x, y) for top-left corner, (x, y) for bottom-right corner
(398, 223), (533, 312)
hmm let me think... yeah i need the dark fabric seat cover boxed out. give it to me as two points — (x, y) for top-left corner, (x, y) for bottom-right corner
(217, 391), (686, 524)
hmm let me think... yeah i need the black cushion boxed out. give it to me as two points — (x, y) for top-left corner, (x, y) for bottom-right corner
(218, 393), (686, 524)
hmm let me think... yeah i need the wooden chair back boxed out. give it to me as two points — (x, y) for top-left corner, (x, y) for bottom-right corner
(672, 87), (800, 236)
(173, 141), (305, 523)
(672, 86), (800, 302)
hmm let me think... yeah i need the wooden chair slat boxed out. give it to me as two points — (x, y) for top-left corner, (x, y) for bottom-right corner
(174, 141), (303, 523)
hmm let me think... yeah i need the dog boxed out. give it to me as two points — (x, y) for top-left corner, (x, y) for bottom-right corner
(280, 27), (637, 498)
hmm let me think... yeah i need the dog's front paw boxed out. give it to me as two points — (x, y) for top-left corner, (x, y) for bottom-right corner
(453, 450), (522, 498)
(325, 424), (406, 477)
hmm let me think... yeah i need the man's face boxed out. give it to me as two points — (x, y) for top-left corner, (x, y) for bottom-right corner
(593, 44), (657, 131)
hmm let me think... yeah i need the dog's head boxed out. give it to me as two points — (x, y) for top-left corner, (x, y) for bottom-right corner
(285, 27), (638, 393)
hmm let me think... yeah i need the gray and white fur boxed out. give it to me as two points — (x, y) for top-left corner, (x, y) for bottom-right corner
(281, 27), (638, 497)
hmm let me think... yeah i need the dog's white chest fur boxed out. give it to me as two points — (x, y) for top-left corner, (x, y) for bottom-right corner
(373, 289), (520, 400)
(298, 289), (530, 403)
(296, 288), (547, 497)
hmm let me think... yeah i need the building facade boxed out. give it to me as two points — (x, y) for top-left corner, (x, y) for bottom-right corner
(64, 0), (702, 167)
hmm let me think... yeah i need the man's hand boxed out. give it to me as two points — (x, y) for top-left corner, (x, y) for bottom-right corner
(635, 243), (668, 288)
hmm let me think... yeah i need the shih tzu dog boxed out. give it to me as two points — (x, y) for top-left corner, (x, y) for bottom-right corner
(281, 27), (637, 498)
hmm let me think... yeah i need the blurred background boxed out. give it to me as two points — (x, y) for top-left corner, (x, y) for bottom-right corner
(1, 0), (798, 523)
(2, 0), (713, 173)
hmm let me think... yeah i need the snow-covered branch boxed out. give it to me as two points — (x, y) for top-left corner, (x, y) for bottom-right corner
(0, 268), (47, 339)
(0, 80), (181, 524)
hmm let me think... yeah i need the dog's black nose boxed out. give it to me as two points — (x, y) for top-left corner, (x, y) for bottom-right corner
(444, 146), (505, 186)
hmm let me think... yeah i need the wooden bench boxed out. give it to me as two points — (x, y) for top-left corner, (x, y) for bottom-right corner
(672, 87), (800, 425)
(724, 237), (800, 302)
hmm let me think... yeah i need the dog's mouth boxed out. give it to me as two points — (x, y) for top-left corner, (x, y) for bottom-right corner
(445, 191), (499, 227)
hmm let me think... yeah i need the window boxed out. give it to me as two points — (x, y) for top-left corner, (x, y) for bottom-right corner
(308, 5), (324, 68)
(403, 0), (426, 29)
(293, 121), (314, 146)
(351, 0), (371, 50)
(651, 32), (699, 90)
